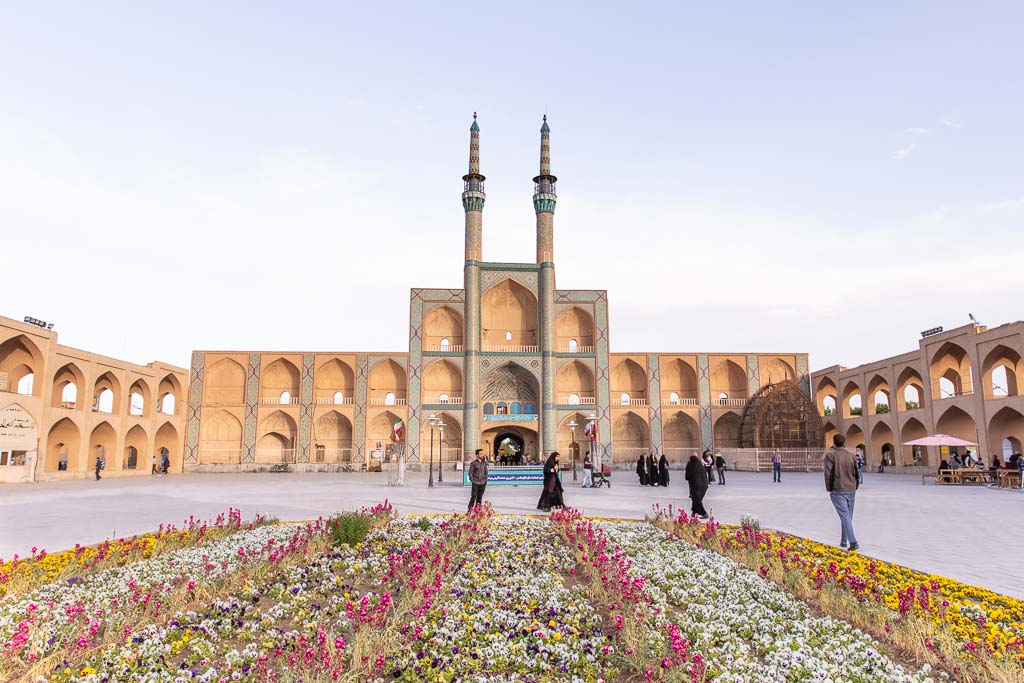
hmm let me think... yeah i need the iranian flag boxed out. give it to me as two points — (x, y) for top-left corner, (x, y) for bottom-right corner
(392, 419), (403, 443)
(584, 420), (598, 441)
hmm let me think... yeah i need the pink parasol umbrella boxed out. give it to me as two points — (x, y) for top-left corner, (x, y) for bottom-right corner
(901, 433), (977, 447)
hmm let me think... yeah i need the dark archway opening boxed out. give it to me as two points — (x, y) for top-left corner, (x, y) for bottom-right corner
(494, 432), (525, 464)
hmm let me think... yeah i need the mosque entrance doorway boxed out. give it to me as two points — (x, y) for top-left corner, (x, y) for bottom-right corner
(493, 432), (524, 464)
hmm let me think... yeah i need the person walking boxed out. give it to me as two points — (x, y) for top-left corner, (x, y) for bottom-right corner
(161, 450), (170, 474)
(537, 452), (565, 511)
(582, 450), (594, 488)
(657, 452), (670, 487)
(94, 454), (103, 481)
(855, 449), (864, 484)
(715, 451), (726, 485)
(824, 434), (860, 552)
(684, 454), (709, 519)
(771, 448), (782, 483)
(151, 454), (158, 475)
(702, 450), (715, 483)
(467, 449), (488, 512)
(646, 453), (659, 486)
(636, 454), (649, 486)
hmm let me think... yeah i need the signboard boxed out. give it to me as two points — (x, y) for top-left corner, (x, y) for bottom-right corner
(482, 414), (537, 422)
(0, 404), (38, 449)
(463, 465), (545, 486)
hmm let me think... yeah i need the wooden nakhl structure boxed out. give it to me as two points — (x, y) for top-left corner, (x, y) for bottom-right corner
(739, 381), (823, 449)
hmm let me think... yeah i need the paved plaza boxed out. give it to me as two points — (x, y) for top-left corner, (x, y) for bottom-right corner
(2, 470), (1021, 598)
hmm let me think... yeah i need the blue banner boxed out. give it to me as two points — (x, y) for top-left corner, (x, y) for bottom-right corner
(463, 465), (545, 486)
(482, 414), (537, 422)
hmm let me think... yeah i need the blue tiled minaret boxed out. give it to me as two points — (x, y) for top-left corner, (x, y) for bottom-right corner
(462, 114), (485, 460)
(534, 116), (558, 456)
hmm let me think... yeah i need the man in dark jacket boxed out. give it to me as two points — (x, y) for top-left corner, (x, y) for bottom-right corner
(467, 449), (488, 512)
(823, 434), (860, 551)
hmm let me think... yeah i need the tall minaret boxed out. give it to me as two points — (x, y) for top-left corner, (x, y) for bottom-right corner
(534, 115), (558, 457)
(462, 113), (485, 462)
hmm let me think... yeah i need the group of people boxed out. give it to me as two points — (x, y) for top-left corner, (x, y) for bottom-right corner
(467, 448), (568, 513)
(635, 453), (670, 487)
(939, 451), (1024, 486)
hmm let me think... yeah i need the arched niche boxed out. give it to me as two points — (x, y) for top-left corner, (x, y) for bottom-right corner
(368, 359), (407, 404)
(929, 342), (973, 400)
(555, 307), (594, 350)
(556, 360), (595, 403)
(0, 335), (44, 396)
(481, 279), (538, 348)
(612, 411), (650, 461)
(205, 358), (246, 405)
(422, 360), (463, 403)
(199, 410), (242, 463)
(51, 362), (85, 409)
(315, 358), (355, 404)
(424, 306), (464, 350)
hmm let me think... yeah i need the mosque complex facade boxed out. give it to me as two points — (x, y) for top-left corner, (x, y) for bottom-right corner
(1, 116), (823, 482)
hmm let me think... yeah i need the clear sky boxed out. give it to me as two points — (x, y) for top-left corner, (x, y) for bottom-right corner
(2, 2), (1022, 371)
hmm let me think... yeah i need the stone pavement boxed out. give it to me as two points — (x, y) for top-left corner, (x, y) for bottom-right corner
(1, 470), (1021, 597)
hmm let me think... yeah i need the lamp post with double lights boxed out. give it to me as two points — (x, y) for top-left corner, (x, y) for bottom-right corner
(437, 419), (445, 483)
(427, 414), (436, 488)
(568, 419), (578, 481)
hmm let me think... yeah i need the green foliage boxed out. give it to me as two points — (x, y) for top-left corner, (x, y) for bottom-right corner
(328, 512), (373, 547)
(905, 400), (921, 410)
(823, 407), (835, 416)
(875, 403), (890, 414)
(850, 407), (863, 416)
(414, 516), (432, 531)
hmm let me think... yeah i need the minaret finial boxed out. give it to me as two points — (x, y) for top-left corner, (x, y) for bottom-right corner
(462, 113), (485, 213)
(533, 115), (556, 213)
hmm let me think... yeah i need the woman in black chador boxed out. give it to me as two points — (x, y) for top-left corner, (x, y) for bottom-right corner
(537, 452), (565, 511)
(684, 454), (709, 518)
(636, 454), (649, 486)
(646, 453), (658, 486)
(658, 453), (670, 487)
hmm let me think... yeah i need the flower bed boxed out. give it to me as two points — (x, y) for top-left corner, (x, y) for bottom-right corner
(3, 503), (1018, 681)
(649, 504), (1024, 682)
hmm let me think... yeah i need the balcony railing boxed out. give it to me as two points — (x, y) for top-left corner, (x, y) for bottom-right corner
(422, 394), (464, 404)
(663, 395), (699, 406)
(260, 396), (300, 405)
(616, 398), (648, 407)
(368, 397), (408, 406)
(557, 395), (596, 405)
(425, 344), (464, 353)
(558, 345), (595, 354)
(716, 398), (747, 407)
(315, 396), (355, 405)
(482, 345), (539, 353)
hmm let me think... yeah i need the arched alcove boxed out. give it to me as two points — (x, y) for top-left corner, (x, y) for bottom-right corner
(422, 360), (463, 404)
(0, 335), (44, 396)
(368, 359), (407, 404)
(315, 358), (355, 404)
(262, 358), (300, 403)
(556, 360), (595, 404)
(424, 306), (465, 350)
(206, 358), (246, 405)
(199, 410), (242, 463)
(155, 422), (180, 473)
(124, 424), (147, 470)
(51, 363), (85, 409)
(314, 410), (353, 463)
(481, 279), (538, 348)
(713, 411), (741, 448)
(664, 411), (700, 458)
(662, 358), (698, 404)
(613, 411), (650, 462)
(46, 418), (80, 472)
(711, 360), (747, 403)
(256, 410), (297, 463)
(982, 345), (1022, 399)
(610, 359), (646, 403)
(901, 417), (928, 465)
(930, 342), (973, 400)
(555, 307), (595, 350)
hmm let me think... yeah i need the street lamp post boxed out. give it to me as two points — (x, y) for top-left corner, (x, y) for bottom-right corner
(587, 413), (598, 485)
(427, 414), (436, 488)
(437, 419), (445, 483)
(568, 419), (578, 481)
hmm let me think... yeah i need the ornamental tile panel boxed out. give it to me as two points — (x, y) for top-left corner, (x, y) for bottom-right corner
(747, 354), (760, 398)
(697, 354), (713, 451)
(797, 354), (811, 396)
(184, 351), (205, 464)
(352, 355), (369, 463)
(297, 353), (315, 463)
(242, 353), (261, 463)
(480, 269), (538, 294)
(647, 354), (663, 454)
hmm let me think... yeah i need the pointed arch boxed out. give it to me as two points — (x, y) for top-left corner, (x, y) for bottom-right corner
(612, 411), (650, 461)
(816, 376), (838, 416)
(155, 421), (180, 473)
(420, 411), (463, 462)
(664, 411), (700, 457)
(256, 409), (297, 463)
(896, 366), (925, 411)
(314, 410), (353, 462)
(482, 362), (539, 404)
(199, 410), (242, 463)
(51, 362), (85, 409)
(867, 374), (891, 415)
(901, 417), (928, 466)
(982, 345), (1022, 399)
(424, 306), (465, 350)
(481, 279), (538, 348)
(206, 358), (246, 405)
(128, 378), (152, 417)
(262, 358), (300, 401)
(93, 372), (121, 414)
(88, 421), (117, 469)
(710, 359), (747, 401)
(0, 334), (44, 396)
(124, 424), (147, 470)
(761, 358), (796, 385)
(845, 423), (864, 453)
(935, 405), (978, 451)
(930, 341), (973, 400)
(556, 411), (591, 460)
(368, 359), (407, 403)
(822, 420), (838, 449)
(157, 374), (182, 415)
(368, 410), (403, 450)
(610, 359), (646, 400)
(556, 360), (595, 403)
(713, 411), (741, 448)
(555, 306), (594, 349)
(662, 358), (698, 402)
(315, 358), (355, 403)
(988, 407), (1024, 461)
(870, 420), (894, 469)
(841, 380), (863, 417)
(422, 360), (463, 403)
(46, 417), (81, 472)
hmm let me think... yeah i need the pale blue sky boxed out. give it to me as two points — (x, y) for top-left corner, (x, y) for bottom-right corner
(2, 2), (1022, 370)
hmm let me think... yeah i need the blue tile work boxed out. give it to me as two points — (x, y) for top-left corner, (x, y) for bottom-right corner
(747, 354), (760, 398)
(352, 354), (368, 463)
(697, 354), (713, 451)
(242, 353), (261, 463)
(297, 353), (315, 463)
(797, 354), (811, 396)
(184, 351), (205, 464)
(647, 354), (663, 455)
(410, 289), (464, 462)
